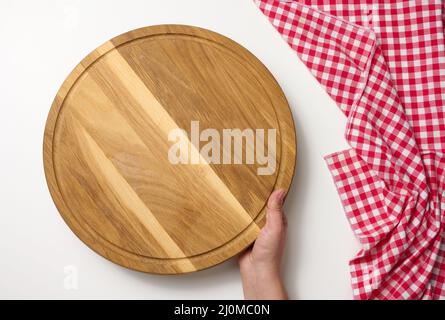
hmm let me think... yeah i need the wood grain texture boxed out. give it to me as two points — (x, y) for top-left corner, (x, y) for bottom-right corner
(43, 25), (296, 274)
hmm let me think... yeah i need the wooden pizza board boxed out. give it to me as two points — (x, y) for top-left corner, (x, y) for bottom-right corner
(43, 25), (296, 274)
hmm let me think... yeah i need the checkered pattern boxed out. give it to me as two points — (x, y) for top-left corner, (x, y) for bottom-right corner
(255, 0), (445, 299)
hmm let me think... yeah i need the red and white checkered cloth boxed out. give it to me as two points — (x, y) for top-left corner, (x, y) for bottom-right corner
(255, 0), (445, 299)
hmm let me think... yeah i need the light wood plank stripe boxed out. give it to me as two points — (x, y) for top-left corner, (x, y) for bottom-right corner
(78, 124), (195, 271)
(98, 43), (259, 229)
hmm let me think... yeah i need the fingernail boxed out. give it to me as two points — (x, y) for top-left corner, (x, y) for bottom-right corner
(277, 189), (286, 205)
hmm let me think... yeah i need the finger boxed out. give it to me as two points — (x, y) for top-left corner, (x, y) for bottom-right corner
(239, 244), (253, 260)
(265, 189), (286, 231)
(238, 246), (253, 269)
(282, 213), (288, 229)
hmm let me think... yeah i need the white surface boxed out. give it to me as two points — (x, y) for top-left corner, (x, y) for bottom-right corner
(0, 0), (360, 299)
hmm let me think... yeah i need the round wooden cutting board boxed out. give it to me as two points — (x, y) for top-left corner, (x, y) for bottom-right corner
(44, 25), (296, 274)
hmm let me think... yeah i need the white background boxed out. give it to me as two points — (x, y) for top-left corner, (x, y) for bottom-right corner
(0, 0), (360, 299)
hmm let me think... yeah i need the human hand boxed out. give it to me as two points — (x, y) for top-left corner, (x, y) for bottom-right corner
(239, 189), (288, 300)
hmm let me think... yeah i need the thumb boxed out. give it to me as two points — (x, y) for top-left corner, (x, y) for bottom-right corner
(265, 189), (286, 232)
